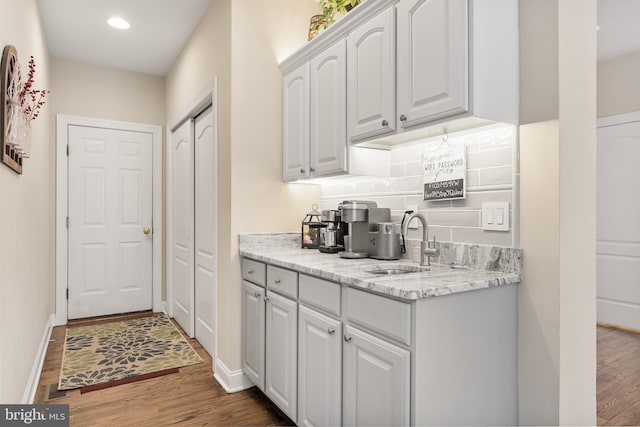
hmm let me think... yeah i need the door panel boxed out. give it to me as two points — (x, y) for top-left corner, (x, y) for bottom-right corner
(397, 0), (468, 127)
(171, 119), (195, 336)
(347, 6), (396, 141)
(310, 40), (347, 177)
(242, 280), (265, 390)
(68, 125), (153, 319)
(195, 106), (216, 356)
(265, 292), (298, 422)
(597, 121), (640, 329)
(343, 325), (410, 426)
(283, 63), (310, 180)
(298, 305), (342, 427)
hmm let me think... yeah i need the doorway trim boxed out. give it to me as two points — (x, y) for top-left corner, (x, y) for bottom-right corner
(166, 78), (219, 361)
(55, 115), (163, 326)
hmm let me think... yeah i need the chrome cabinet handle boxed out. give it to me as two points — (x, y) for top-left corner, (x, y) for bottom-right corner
(310, 167), (316, 173)
(300, 168), (305, 174)
(344, 335), (352, 342)
(399, 114), (407, 122)
(247, 269), (254, 275)
(254, 291), (261, 298)
(328, 327), (336, 335)
(381, 119), (388, 127)
(274, 278), (281, 284)
(264, 296), (270, 302)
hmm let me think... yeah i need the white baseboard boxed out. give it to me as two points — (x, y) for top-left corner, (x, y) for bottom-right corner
(597, 298), (640, 330)
(213, 358), (253, 393)
(22, 314), (55, 404)
(162, 300), (169, 315)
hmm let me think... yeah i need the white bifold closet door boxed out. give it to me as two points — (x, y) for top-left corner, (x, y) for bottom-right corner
(171, 119), (195, 336)
(194, 106), (216, 356)
(171, 106), (216, 357)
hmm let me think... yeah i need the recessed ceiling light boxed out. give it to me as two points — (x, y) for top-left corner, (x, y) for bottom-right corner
(107, 17), (130, 30)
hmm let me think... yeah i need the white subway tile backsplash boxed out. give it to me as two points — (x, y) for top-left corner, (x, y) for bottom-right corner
(451, 191), (512, 209)
(404, 160), (423, 176)
(390, 163), (405, 177)
(319, 124), (518, 248)
(427, 210), (480, 227)
(452, 227), (513, 246)
(390, 145), (424, 163)
(467, 147), (512, 169)
(478, 166), (513, 186)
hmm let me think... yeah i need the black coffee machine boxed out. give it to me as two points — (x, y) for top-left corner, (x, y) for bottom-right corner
(319, 210), (347, 253)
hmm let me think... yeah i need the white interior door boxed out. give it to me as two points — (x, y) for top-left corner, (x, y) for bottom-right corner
(68, 125), (153, 319)
(171, 119), (195, 336)
(597, 120), (640, 330)
(195, 105), (216, 356)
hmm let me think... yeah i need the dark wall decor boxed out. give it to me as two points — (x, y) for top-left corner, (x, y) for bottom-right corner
(1, 45), (23, 174)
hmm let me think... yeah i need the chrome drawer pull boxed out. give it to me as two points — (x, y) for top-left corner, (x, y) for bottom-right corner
(328, 327), (336, 335)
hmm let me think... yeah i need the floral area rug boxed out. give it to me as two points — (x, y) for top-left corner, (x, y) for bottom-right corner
(58, 313), (203, 391)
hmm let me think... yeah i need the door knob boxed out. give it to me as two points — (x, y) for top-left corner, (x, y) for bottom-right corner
(143, 227), (152, 235)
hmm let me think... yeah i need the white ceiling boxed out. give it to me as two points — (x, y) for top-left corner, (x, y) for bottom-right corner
(35, 0), (639, 76)
(597, 0), (640, 62)
(36, 0), (213, 76)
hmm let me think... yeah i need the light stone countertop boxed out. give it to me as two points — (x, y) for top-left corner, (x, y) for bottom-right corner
(239, 233), (521, 301)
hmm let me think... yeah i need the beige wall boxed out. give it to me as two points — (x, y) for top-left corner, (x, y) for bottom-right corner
(227, 0), (320, 369)
(518, 0), (597, 424)
(598, 51), (640, 118)
(519, 0), (559, 125)
(50, 58), (165, 126)
(165, 0), (320, 371)
(0, 0), (53, 403)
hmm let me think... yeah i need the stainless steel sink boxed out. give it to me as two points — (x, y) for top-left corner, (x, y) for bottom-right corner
(366, 268), (415, 275)
(364, 264), (425, 275)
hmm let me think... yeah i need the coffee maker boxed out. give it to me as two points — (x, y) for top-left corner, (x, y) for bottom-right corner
(338, 200), (390, 259)
(319, 210), (347, 253)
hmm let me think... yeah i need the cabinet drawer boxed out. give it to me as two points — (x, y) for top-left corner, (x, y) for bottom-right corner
(299, 274), (341, 317)
(267, 265), (298, 299)
(242, 258), (266, 286)
(346, 287), (411, 345)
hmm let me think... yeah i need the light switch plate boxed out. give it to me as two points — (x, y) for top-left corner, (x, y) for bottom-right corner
(482, 202), (510, 231)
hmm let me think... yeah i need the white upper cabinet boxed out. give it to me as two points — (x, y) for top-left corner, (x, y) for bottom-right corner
(310, 40), (348, 177)
(396, 0), (468, 129)
(347, 6), (396, 142)
(282, 63), (310, 181)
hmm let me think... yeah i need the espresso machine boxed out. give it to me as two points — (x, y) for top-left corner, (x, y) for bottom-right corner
(318, 210), (347, 253)
(338, 200), (391, 259)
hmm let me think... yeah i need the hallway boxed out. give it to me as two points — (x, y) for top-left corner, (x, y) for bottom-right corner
(34, 314), (293, 426)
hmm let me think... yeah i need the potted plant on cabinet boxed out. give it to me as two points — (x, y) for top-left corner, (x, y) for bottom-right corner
(309, 0), (361, 40)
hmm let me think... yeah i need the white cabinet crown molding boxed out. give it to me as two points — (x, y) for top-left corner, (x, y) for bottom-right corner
(280, 0), (398, 75)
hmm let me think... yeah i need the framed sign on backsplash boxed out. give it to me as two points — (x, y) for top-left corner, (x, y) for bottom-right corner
(423, 135), (467, 201)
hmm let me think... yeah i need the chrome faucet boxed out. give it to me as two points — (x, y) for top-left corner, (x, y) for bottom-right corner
(401, 211), (439, 267)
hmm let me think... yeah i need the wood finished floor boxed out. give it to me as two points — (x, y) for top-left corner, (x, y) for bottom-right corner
(597, 325), (640, 426)
(35, 315), (640, 426)
(34, 312), (293, 427)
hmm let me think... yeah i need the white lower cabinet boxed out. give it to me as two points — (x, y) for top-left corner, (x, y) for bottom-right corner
(342, 325), (411, 427)
(265, 291), (298, 422)
(298, 305), (342, 427)
(241, 280), (265, 390)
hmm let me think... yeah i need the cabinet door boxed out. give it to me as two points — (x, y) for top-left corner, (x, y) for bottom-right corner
(310, 40), (347, 177)
(298, 305), (342, 427)
(241, 280), (265, 390)
(347, 6), (396, 142)
(283, 63), (310, 181)
(397, 0), (468, 128)
(343, 325), (410, 426)
(266, 291), (298, 422)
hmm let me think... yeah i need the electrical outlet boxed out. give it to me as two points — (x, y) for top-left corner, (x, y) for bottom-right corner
(482, 202), (510, 231)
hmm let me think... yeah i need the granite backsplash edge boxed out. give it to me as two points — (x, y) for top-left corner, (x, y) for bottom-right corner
(239, 232), (522, 275)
